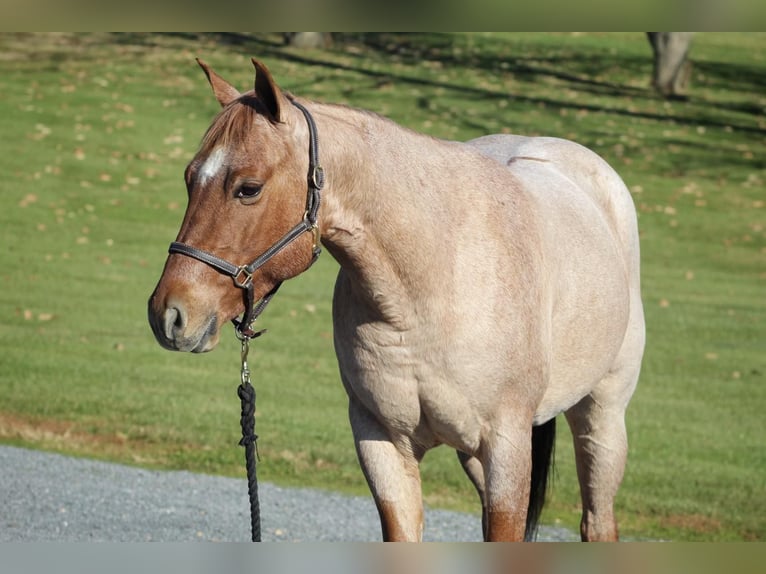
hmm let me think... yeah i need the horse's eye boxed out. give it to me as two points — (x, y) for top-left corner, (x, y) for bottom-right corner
(236, 184), (263, 200)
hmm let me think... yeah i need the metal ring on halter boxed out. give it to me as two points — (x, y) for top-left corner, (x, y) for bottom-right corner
(311, 165), (325, 190)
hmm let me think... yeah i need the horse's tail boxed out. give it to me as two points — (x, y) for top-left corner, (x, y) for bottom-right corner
(525, 417), (556, 541)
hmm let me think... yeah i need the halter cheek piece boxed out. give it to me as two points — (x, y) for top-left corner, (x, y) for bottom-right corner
(168, 100), (324, 339)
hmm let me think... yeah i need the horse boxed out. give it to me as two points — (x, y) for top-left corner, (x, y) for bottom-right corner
(148, 58), (645, 542)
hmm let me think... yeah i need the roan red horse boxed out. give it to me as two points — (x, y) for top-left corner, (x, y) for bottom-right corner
(148, 59), (645, 542)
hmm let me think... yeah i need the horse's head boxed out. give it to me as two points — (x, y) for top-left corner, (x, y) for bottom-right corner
(148, 59), (321, 352)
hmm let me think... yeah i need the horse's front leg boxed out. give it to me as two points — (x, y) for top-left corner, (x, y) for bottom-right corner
(482, 420), (533, 541)
(349, 397), (424, 542)
(457, 451), (488, 539)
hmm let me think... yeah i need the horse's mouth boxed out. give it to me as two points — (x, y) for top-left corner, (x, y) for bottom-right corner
(190, 315), (219, 353)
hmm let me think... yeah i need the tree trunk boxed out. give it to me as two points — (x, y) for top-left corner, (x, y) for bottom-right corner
(647, 32), (693, 98)
(283, 33), (332, 49)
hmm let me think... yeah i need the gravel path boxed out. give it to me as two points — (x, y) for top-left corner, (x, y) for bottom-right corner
(0, 445), (577, 542)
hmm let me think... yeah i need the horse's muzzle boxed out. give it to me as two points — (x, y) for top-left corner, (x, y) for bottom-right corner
(147, 296), (219, 353)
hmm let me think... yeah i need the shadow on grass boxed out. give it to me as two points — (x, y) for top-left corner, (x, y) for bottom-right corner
(108, 32), (766, 143)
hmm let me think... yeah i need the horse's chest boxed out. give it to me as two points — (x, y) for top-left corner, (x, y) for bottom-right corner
(336, 325), (489, 453)
(339, 331), (430, 425)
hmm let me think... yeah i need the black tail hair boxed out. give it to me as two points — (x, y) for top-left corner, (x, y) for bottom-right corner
(525, 417), (556, 541)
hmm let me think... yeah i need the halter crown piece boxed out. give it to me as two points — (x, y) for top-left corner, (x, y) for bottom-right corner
(167, 100), (324, 339)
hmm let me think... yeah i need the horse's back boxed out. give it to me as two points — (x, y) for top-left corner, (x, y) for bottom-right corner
(467, 134), (639, 287)
(468, 134), (640, 285)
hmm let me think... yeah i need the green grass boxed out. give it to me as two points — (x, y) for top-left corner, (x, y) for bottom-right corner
(1, 32), (764, 541)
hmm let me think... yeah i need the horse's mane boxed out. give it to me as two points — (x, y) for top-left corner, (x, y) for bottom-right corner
(198, 93), (265, 152)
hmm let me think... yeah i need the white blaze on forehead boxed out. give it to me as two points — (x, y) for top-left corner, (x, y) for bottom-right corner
(199, 147), (228, 184)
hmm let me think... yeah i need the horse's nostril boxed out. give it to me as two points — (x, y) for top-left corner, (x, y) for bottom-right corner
(163, 306), (186, 339)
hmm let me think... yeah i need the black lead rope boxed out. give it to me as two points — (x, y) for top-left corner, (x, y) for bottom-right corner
(237, 331), (262, 542)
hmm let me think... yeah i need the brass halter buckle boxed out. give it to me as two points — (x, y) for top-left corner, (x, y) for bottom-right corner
(233, 265), (254, 289)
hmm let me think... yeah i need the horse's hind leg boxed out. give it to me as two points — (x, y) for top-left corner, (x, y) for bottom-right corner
(349, 396), (425, 541)
(565, 348), (641, 541)
(457, 451), (488, 539)
(567, 289), (643, 542)
(565, 394), (627, 541)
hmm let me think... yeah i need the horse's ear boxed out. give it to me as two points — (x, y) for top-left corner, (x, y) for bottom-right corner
(252, 58), (287, 123)
(196, 58), (240, 107)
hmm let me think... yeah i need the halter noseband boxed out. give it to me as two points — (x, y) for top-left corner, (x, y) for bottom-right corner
(168, 99), (324, 339)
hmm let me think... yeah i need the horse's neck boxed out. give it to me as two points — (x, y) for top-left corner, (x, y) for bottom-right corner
(312, 103), (454, 323)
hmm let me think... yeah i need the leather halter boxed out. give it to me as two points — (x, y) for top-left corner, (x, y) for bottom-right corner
(168, 99), (324, 338)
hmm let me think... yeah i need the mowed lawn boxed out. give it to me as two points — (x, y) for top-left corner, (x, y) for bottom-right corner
(0, 33), (763, 541)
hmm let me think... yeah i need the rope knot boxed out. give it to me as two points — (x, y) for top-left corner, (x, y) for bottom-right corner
(238, 433), (259, 447)
(237, 381), (256, 405)
(238, 381), (258, 450)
